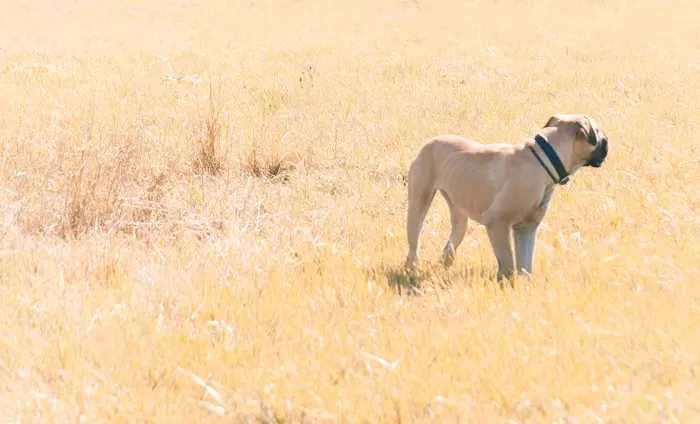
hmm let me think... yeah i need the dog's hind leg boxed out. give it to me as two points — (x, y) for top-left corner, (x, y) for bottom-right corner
(405, 189), (436, 267)
(405, 163), (436, 267)
(440, 190), (469, 267)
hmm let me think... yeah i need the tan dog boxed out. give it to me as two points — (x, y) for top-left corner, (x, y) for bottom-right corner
(405, 114), (609, 282)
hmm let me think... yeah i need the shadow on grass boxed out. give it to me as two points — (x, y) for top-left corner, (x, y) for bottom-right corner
(382, 264), (429, 295)
(371, 259), (505, 296)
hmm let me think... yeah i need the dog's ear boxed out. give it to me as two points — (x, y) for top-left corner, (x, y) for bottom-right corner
(543, 113), (563, 128)
(575, 116), (598, 146)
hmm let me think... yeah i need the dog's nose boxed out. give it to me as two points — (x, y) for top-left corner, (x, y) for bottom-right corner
(586, 138), (608, 167)
(599, 138), (608, 159)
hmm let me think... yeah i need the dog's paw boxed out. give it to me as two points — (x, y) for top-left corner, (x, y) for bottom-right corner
(441, 244), (456, 268)
(440, 254), (455, 268)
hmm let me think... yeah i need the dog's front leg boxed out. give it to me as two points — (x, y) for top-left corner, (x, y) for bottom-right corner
(513, 187), (552, 276)
(514, 224), (538, 276)
(486, 221), (515, 283)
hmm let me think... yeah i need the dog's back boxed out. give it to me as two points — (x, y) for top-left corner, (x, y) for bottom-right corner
(412, 135), (516, 190)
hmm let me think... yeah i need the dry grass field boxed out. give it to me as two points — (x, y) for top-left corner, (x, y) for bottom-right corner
(1, 0), (699, 422)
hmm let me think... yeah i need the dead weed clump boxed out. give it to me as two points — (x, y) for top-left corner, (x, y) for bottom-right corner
(60, 150), (128, 238)
(242, 131), (298, 182)
(192, 84), (224, 176)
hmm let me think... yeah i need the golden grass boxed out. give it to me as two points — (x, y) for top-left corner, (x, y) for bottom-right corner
(1, 0), (699, 421)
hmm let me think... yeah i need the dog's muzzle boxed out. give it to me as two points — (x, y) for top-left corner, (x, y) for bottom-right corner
(585, 138), (608, 168)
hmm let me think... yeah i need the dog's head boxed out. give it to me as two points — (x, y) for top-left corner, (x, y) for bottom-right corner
(543, 113), (609, 168)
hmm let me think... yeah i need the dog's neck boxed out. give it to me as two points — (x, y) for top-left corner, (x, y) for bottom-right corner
(534, 127), (581, 176)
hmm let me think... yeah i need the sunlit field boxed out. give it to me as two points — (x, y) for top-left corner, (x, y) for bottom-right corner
(1, 0), (699, 422)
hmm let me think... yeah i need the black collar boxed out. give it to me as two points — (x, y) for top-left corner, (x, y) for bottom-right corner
(528, 134), (570, 185)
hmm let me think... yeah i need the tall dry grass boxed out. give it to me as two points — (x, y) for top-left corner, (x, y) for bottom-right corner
(1, 0), (699, 422)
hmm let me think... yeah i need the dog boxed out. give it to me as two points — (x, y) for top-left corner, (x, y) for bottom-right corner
(404, 113), (609, 282)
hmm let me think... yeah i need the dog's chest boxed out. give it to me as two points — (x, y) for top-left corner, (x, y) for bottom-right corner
(517, 186), (555, 226)
(537, 186), (555, 210)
